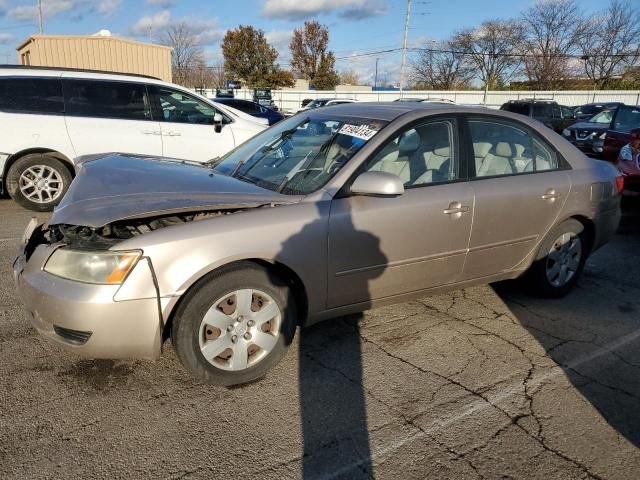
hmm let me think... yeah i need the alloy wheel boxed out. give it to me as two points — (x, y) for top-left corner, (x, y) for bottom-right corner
(18, 165), (64, 204)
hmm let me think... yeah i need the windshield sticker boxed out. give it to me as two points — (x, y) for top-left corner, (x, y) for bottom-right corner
(338, 124), (379, 141)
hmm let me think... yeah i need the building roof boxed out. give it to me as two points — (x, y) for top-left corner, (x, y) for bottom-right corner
(16, 34), (171, 52)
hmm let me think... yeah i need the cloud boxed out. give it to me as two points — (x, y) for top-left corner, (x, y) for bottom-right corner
(0, 0), (7, 17)
(8, 0), (121, 21)
(9, 0), (76, 21)
(339, 1), (387, 20)
(266, 30), (292, 51)
(145, 0), (174, 6)
(187, 17), (224, 46)
(262, 0), (388, 21)
(0, 32), (14, 44)
(97, 0), (122, 16)
(130, 9), (171, 35)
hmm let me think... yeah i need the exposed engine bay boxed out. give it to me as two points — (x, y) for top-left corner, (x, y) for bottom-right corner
(26, 209), (244, 257)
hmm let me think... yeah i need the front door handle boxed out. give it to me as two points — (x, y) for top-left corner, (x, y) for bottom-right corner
(141, 129), (160, 135)
(443, 201), (470, 216)
(541, 188), (562, 200)
(164, 131), (182, 137)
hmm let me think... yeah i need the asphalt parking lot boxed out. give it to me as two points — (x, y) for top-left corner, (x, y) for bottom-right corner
(1, 198), (639, 480)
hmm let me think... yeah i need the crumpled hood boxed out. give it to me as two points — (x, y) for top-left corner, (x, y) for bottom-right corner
(51, 154), (300, 228)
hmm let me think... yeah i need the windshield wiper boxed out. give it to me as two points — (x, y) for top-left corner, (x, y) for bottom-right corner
(229, 127), (299, 178)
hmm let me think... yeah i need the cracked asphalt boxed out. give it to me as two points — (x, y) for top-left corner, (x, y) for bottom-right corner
(1, 197), (639, 479)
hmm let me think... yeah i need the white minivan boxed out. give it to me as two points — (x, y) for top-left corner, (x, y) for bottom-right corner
(0, 66), (268, 211)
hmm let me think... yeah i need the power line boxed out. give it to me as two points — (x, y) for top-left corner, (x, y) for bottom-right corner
(333, 46), (640, 61)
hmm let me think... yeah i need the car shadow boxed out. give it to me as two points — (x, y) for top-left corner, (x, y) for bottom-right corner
(494, 201), (640, 448)
(275, 198), (387, 479)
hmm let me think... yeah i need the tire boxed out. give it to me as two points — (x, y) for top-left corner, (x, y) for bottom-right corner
(171, 263), (297, 386)
(526, 219), (588, 298)
(6, 154), (73, 212)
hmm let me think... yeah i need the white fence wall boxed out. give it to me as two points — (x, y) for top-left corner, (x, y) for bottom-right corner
(201, 88), (640, 113)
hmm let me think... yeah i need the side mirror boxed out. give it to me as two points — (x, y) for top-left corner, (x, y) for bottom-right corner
(213, 112), (223, 133)
(351, 171), (404, 197)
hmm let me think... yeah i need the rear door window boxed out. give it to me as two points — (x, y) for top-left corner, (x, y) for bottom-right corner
(502, 103), (530, 116)
(532, 104), (550, 117)
(64, 79), (151, 120)
(469, 118), (563, 176)
(232, 100), (259, 114)
(612, 106), (640, 133)
(0, 77), (64, 114)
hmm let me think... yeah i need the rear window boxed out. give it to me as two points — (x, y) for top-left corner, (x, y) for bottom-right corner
(0, 77), (64, 114)
(229, 100), (259, 114)
(64, 79), (151, 120)
(532, 104), (550, 117)
(502, 103), (530, 116)
(613, 106), (640, 133)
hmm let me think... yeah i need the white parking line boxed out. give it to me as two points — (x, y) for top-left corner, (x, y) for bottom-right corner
(322, 328), (640, 480)
(0, 237), (19, 242)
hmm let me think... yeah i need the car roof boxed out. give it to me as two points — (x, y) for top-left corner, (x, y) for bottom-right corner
(0, 65), (182, 90)
(503, 98), (557, 104)
(316, 101), (494, 121)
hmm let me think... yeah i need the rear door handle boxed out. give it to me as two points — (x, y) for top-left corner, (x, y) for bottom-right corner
(141, 129), (160, 135)
(164, 131), (182, 137)
(541, 188), (562, 200)
(443, 202), (470, 216)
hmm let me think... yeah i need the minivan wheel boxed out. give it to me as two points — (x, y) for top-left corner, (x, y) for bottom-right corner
(6, 154), (72, 212)
(526, 219), (587, 298)
(171, 264), (296, 386)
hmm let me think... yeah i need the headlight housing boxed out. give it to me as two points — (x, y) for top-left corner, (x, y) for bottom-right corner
(44, 249), (141, 284)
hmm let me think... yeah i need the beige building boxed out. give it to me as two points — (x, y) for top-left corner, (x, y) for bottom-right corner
(16, 32), (172, 82)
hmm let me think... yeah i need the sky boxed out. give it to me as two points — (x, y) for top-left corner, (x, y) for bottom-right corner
(0, 0), (610, 84)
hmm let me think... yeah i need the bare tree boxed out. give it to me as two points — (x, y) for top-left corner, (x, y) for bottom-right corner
(452, 20), (526, 89)
(158, 22), (206, 86)
(521, 0), (584, 89)
(339, 69), (360, 85)
(578, 0), (640, 88)
(409, 40), (474, 89)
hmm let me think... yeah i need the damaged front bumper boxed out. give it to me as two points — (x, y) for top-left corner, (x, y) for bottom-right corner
(13, 223), (163, 360)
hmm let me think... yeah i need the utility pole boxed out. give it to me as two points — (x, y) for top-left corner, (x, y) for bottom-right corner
(374, 58), (379, 89)
(37, 0), (44, 34)
(399, 0), (411, 97)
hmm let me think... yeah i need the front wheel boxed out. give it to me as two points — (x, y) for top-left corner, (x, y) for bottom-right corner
(6, 154), (72, 211)
(526, 219), (588, 297)
(171, 264), (297, 385)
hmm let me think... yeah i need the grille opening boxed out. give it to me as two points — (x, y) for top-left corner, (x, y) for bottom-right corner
(53, 325), (92, 345)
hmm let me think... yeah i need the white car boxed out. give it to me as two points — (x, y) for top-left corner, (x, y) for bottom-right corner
(0, 66), (267, 211)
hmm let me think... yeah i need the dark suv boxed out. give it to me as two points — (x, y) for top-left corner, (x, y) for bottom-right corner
(500, 99), (575, 133)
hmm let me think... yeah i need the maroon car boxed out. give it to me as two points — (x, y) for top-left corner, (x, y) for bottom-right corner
(602, 105), (640, 161)
(614, 128), (640, 196)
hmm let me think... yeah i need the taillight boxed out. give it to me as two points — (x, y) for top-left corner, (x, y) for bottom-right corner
(616, 175), (625, 194)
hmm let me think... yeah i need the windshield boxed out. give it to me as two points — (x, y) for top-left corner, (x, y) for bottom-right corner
(588, 110), (614, 124)
(214, 114), (388, 195)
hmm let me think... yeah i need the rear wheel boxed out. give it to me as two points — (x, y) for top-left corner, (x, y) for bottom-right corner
(526, 219), (588, 297)
(171, 264), (297, 385)
(6, 154), (72, 211)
